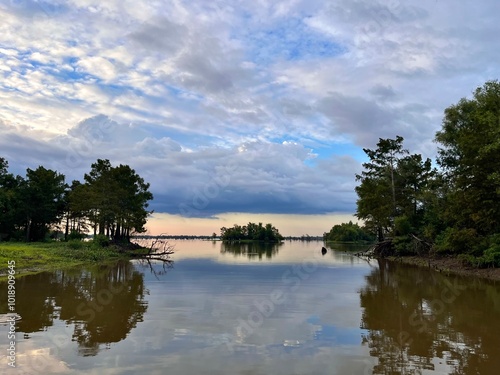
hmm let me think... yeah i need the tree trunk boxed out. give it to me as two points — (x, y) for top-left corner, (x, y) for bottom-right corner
(115, 221), (122, 241)
(377, 226), (384, 242)
(26, 216), (31, 242)
(99, 219), (105, 235)
(64, 213), (69, 241)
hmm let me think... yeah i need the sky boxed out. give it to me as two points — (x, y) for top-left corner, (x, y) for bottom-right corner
(1, 0), (500, 236)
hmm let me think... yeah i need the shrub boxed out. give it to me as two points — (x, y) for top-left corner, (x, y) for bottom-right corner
(434, 227), (478, 254)
(67, 240), (86, 250)
(394, 216), (413, 236)
(93, 234), (110, 247)
(68, 230), (85, 241)
(457, 234), (500, 268)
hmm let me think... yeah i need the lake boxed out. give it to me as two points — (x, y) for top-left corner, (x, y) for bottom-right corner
(1, 240), (500, 374)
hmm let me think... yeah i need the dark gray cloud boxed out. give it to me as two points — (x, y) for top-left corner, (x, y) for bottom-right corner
(1, 116), (359, 216)
(128, 18), (189, 54)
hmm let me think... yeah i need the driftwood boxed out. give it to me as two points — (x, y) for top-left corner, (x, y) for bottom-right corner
(354, 234), (433, 261)
(409, 234), (432, 256)
(354, 239), (393, 258)
(130, 234), (175, 280)
(131, 234), (175, 261)
(135, 234), (175, 260)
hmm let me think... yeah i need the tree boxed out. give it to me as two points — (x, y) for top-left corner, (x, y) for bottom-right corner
(395, 154), (435, 230)
(0, 158), (21, 240)
(355, 137), (436, 255)
(80, 159), (153, 241)
(110, 163), (153, 241)
(324, 221), (375, 242)
(355, 136), (408, 241)
(434, 80), (500, 255)
(0, 157), (153, 243)
(20, 166), (67, 241)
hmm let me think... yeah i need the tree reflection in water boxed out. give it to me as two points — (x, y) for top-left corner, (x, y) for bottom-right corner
(2, 260), (147, 356)
(360, 259), (500, 375)
(220, 241), (283, 259)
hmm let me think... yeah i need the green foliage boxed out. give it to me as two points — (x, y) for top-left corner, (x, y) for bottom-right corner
(434, 227), (480, 255)
(23, 166), (67, 241)
(355, 136), (435, 245)
(392, 236), (412, 255)
(220, 222), (284, 243)
(76, 159), (153, 241)
(355, 136), (436, 250)
(0, 159), (67, 242)
(394, 215), (413, 236)
(459, 234), (500, 268)
(67, 239), (86, 250)
(435, 80), (500, 245)
(93, 234), (110, 247)
(324, 221), (375, 242)
(0, 241), (125, 276)
(62, 246), (119, 262)
(355, 82), (500, 263)
(68, 230), (85, 241)
(0, 157), (153, 244)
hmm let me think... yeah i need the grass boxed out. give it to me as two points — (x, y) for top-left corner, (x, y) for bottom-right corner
(0, 241), (140, 279)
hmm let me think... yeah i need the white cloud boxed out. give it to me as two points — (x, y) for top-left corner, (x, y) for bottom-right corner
(2, 0), (500, 221)
(76, 56), (119, 82)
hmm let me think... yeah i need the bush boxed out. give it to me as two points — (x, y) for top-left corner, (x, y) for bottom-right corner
(434, 227), (479, 254)
(393, 236), (412, 255)
(93, 234), (110, 247)
(68, 230), (85, 241)
(394, 216), (413, 236)
(457, 234), (500, 268)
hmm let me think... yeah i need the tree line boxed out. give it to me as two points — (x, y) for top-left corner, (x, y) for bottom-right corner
(323, 221), (375, 242)
(0, 158), (153, 242)
(354, 80), (500, 267)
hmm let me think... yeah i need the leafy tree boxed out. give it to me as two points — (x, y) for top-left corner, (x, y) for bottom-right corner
(82, 159), (117, 236)
(355, 137), (436, 254)
(0, 157), (153, 243)
(78, 159), (153, 242)
(20, 166), (67, 241)
(324, 221), (375, 242)
(355, 136), (408, 241)
(394, 153), (436, 241)
(62, 180), (91, 240)
(435, 80), (500, 248)
(0, 158), (21, 240)
(430, 80), (500, 260)
(110, 164), (153, 241)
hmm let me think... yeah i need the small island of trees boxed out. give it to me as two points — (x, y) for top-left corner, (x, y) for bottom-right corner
(220, 222), (284, 243)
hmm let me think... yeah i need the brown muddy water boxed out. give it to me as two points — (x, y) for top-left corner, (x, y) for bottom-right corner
(0, 240), (499, 374)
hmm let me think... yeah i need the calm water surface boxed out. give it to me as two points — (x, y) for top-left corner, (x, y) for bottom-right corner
(1, 240), (500, 374)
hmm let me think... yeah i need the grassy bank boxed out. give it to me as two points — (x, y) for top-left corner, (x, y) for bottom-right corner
(0, 241), (144, 278)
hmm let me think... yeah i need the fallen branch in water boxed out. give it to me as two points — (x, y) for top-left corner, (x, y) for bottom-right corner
(131, 234), (175, 261)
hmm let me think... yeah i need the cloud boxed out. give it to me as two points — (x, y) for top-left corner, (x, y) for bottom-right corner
(1, 114), (360, 216)
(127, 18), (189, 55)
(2, 0), (500, 224)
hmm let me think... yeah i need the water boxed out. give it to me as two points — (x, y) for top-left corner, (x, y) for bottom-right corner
(1, 240), (499, 374)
